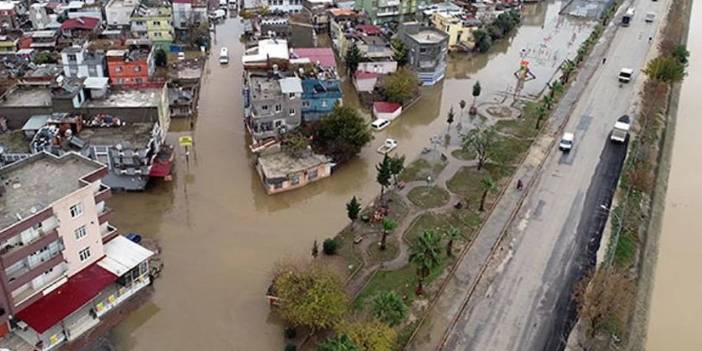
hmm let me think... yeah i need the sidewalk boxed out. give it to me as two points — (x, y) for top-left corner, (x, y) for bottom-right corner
(406, 9), (624, 350)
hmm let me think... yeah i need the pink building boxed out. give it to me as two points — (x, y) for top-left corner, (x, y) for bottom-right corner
(0, 152), (154, 351)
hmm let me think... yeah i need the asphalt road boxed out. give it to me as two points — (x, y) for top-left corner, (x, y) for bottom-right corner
(441, 0), (670, 349)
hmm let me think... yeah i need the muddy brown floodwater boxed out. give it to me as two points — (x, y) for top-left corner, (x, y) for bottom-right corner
(646, 2), (702, 350)
(101, 2), (591, 350)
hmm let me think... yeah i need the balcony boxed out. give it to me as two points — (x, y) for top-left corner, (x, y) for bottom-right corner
(7, 253), (64, 291)
(94, 185), (112, 204)
(0, 228), (59, 267)
(98, 207), (114, 225)
(101, 224), (119, 243)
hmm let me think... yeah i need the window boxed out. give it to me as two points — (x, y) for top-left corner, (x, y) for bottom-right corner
(115, 65), (123, 73)
(289, 108), (296, 116)
(288, 92), (295, 99)
(67, 54), (77, 62)
(79, 247), (91, 262)
(275, 104), (281, 112)
(321, 100), (327, 108)
(261, 105), (268, 111)
(302, 101), (310, 108)
(274, 120), (283, 128)
(153, 21), (161, 26)
(70, 203), (83, 218)
(154, 32), (162, 37)
(308, 169), (318, 180)
(134, 65), (142, 72)
(290, 175), (300, 185)
(74, 226), (87, 240)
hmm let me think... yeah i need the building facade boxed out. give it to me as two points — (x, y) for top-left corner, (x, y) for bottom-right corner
(61, 46), (106, 79)
(301, 78), (342, 121)
(430, 11), (478, 51)
(397, 22), (448, 86)
(256, 151), (332, 194)
(105, 0), (139, 28)
(0, 2), (17, 29)
(172, 0), (208, 30)
(106, 45), (155, 86)
(131, 5), (174, 46)
(267, 0), (303, 13)
(354, 0), (431, 24)
(243, 73), (303, 141)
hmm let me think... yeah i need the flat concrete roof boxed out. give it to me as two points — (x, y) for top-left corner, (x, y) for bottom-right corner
(409, 29), (447, 44)
(0, 88), (52, 107)
(78, 123), (155, 147)
(82, 89), (161, 108)
(0, 152), (103, 229)
(258, 151), (330, 179)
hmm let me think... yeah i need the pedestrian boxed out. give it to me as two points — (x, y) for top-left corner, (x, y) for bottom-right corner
(648, 36), (653, 43)
(516, 179), (524, 191)
(602, 57), (607, 65)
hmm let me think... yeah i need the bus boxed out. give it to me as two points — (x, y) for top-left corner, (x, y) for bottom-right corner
(219, 47), (229, 64)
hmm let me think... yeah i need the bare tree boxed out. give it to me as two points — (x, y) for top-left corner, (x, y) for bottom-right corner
(461, 126), (498, 170)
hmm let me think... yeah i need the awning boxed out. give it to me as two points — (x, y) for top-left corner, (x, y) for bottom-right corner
(16, 264), (118, 334)
(98, 236), (154, 276)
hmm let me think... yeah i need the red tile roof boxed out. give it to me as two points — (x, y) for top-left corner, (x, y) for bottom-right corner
(357, 24), (382, 36)
(61, 17), (100, 31)
(373, 101), (401, 113)
(292, 48), (336, 69)
(354, 71), (378, 80)
(17, 263), (118, 334)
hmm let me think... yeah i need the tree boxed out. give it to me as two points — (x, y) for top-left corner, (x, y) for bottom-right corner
(542, 94), (554, 110)
(560, 59), (576, 83)
(479, 176), (497, 212)
(371, 291), (407, 326)
(154, 48), (168, 67)
(391, 39), (409, 67)
(472, 81), (482, 107)
(549, 81), (563, 98)
(318, 335), (359, 351)
(408, 230), (442, 295)
(461, 126), (498, 170)
(312, 240), (319, 258)
(383, 68), (418, 105)
(643, 56), (686, 83)
(444, 226), (462, 257)
(312, 106), (372, 164)
(33, 52), (57, 65)
(573, 268), (634, 343)
(345, 43), (362, 76)
(281, 132), (311, 159)
(446, 106), (455, 133)
(534, 103), (548, 130)
(272, 262), (349, 331)
(376, 154), (393, 202)
(472, 29), (492, 53)
(335, 318), (396, 351)
(672, 44), (690, 64)
(380, 218), (397, 251)
(346, 196), (362, 230)
(389, 155), (405, 185)
(187, 21), (210, 49)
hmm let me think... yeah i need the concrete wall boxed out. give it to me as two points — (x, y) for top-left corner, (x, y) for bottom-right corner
(0, 106), (160, 129)
(53, 181), (104, 277)
(258, 162), (331, 194)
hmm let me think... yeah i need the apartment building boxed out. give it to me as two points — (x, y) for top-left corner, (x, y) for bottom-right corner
(105, 0), (140, 28)
(397, 22), (448, 85)
(430, 11), (480, 51)
(0, 1), (18, 29)
(131, 3), (174, 47)
(0, 152), (154, 350)
(354, 0), (431, 24)
(61, 46), (106, 79)
(172, 0), (208, 30)
(243, 73), (303, 141)
(106, 44), (155, 86)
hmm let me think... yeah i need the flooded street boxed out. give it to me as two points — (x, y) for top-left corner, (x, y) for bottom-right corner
(104, 2), (591, 350)
(645, 1), (702, 349)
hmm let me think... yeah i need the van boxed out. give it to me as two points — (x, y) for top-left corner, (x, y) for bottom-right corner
(618, 68), (634, 83)
(559, 132), (574, 152)
(371, 119), (390, 131)
(219, 47), (229, 64)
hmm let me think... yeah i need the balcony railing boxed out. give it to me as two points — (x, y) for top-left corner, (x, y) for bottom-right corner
(101, 224), (119, 243)
(7, 253), (64, 291)
(0, 228), (59, 267)
(98, 207), (114, 225)
(94, 185), (112, 204)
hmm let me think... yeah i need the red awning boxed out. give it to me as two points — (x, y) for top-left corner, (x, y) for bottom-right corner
(374, 101), (402, 113)
(16, 264), (118, 334)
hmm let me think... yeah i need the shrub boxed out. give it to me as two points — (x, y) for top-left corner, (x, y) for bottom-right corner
(284, 327), (297, 339)
(285, 344), (297, 351)
(323, 239), (339, 255)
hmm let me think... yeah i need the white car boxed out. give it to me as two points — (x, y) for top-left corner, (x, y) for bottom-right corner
(645, 12), (656, 22)
(177, 52), (185, 61)
(377, 138), (398, 154)
(371, 118), (390, 131)
(618, 68), (634, 83)
(559, 132), (574, 152)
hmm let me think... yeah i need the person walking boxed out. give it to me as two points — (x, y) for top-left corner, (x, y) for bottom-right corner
(516, 179), (524, 191)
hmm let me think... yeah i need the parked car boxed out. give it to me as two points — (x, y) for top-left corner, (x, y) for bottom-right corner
(559, 132), (574, 152)
(371, 118), (390, 131)
(618, 68), (634, 83)
(377, 138), (398, 154)
(645, 12), (656, 22)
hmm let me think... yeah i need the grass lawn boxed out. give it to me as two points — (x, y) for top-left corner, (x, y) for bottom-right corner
(407, 186), (451, 209)
(495, 117), (539, 140)
(367, 239), (400, 264)
(446, 164), (503, 202)
(405, 210), (481, 245)
(491, 135), (533, 166)
(451, 148), (474, 161)
(334, 230), (363, 279)
(400, 157), (448, 183)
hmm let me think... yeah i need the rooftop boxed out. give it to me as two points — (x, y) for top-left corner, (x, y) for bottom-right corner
(409, 29), (448, 44)
(242, 39), (289, 65)
(0, 88), (53, 107)
(82, 88), (162, 108)
(258, 151), (330, 179)
(60, 17), (100, 31)
(0, 152), (104, 229)
(291, 48), (336, 69)
(249, 75), (283, 101)
(78, 123), (155, 147)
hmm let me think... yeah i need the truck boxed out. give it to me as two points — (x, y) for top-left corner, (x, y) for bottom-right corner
(622, 7), (635, 26)
(611, 115), (631, 143)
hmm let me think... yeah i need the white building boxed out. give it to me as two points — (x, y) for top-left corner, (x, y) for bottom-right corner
(172, 0), (208, 29)
(105, 0), (139, 28)
(267, 0), (303, 13)
(61, 45), (105, 78)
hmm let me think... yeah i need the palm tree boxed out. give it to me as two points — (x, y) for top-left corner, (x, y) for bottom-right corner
(444, 226), (462, 257)
(317, 335), (359, 351)
(479, 176), (497, 212)
(549, 81), (563, 98)
(535, 104), (548, 130)
(371, 290), (407, 326)
(380, 218), (397, 251)
(409, 230), (442, 295)
(542, 95), (554, 110)
(560, 59), (576, 83)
